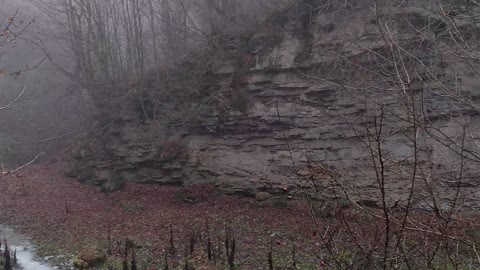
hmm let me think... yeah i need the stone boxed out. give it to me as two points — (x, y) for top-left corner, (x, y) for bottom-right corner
(255, 192), (273, 202)
(101, 179), (124, 193)
(95, 169), (111, 182)
(73, 258), (89, 269)
(77, 248), (106, 268)
(183, 196), (196, 204)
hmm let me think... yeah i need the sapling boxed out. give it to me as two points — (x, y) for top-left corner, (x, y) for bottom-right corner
(224, 227), (236, 270)
(163, 250), (169, 270)
(268, 240), (273, 270)
(131, 246), (137, 270)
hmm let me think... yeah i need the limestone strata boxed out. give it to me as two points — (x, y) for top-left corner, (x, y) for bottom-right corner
(71, 0), (480, 210)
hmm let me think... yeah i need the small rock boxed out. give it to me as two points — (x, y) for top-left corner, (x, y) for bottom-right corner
(101, 180), (124, 193)
(183, 196), (196, 204)
(357, 199), (379, 208)
(77, 248), (106, 268)
(96, 170), (111, 182)
(297, 170), (311, 176)
(255, 192), (273, 202)
(73, 258), (89, 269)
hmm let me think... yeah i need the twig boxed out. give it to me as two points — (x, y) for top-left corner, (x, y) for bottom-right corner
(7, 131), (84, 145)
(2, 152), (44, 175)
(0, 85), (26, 111)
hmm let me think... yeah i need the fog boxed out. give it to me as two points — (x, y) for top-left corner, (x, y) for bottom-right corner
(0, 0), (91, 166)
(0, 0), (286, 166)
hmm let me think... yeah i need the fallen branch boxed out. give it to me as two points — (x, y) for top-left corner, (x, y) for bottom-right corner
(8, 130), (84, 144)
(2, 56), (48, 77)
(2, 152), (44, 175)
(0, 85), (26, 111)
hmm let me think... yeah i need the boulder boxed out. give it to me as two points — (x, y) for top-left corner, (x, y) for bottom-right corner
(77, 248), (106, 268)
(73, 258), (89, 269)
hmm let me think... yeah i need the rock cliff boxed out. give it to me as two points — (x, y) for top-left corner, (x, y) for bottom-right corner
(70, 0), (480, 209)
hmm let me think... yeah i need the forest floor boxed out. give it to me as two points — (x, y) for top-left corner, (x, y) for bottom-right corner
(1, 163), (480, 269)
(0, 163), (328, 269)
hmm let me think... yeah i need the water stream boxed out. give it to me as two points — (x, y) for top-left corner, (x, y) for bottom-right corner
(0, 226), (58, 270)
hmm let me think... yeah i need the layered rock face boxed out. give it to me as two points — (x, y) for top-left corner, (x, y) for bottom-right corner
(71, 0), (480, 209)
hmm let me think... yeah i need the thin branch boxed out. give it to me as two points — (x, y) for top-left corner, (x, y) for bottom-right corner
(7, 130), (85, 145)
(0, 85), (26, 111)
(2, 152), (44, 175)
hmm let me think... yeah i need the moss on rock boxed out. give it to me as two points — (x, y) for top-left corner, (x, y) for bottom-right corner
(73, 258), (89, 269)
(77, 247), (106, 268)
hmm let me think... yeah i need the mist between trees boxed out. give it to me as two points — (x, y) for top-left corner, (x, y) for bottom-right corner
(32, 0), (289, 83)
(0, 0), (288, 166)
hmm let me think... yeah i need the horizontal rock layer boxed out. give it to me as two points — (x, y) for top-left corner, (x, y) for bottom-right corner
(71, 0), (480, 210)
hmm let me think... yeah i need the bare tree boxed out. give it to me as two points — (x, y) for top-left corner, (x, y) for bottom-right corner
(0, 11), (26, 111)
(280, 0), (480, 268)
(32, 0), (287, 88)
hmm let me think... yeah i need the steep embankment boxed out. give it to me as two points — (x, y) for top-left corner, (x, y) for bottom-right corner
(71, 0), (480, 209)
